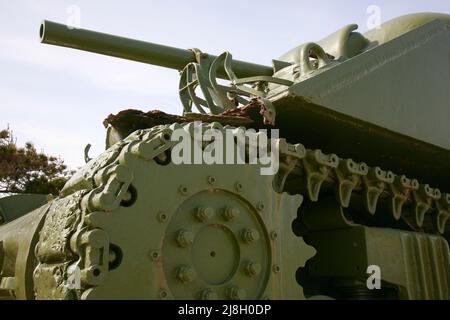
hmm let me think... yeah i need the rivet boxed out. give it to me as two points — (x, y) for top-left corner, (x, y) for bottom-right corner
(241, 228), (260, 243)
(150, 250), (160, 261)
(176, 229), (195, 248)
(235, 182), (243, 192)
(244, 261), (262, 277)
(158, 289), (169, 300)
(256, 202), (265, 211)
(196, 207), (214, 222)
(227, 286), (247, 300)
(200, 289), (218, 300)
(272, 264), (280, 274)
(179, 185), (189, 195)
(176, 265), (196, 283)
(270, 231), (278, 240)
(207, 176), (216, 185)
(223, 207), (240, 221)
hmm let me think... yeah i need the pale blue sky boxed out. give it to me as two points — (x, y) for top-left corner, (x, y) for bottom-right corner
(0, 0), (449, 169)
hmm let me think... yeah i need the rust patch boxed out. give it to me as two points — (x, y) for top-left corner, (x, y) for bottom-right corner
(103, 100), (273, 140)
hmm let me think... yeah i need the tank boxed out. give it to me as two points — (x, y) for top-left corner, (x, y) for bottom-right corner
(0, 12), (449, 300)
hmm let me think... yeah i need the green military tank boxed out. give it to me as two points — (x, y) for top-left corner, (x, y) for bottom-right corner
(0, 12), (449, 300)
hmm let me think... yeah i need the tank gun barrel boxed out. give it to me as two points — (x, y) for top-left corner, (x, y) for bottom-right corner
(39, 20), (273, 79)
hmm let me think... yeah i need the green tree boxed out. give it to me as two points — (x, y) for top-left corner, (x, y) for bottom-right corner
(0, 127), (73, 195)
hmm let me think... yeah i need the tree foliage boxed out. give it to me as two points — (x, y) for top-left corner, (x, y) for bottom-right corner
(0, 127), (73, 195)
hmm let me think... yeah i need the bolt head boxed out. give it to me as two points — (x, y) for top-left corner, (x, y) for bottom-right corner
(176, 265), (196, 283)
(244, 262), (262, 277)
(196, 207), (214, 222)
(200, 289), (218, 300)
(242, 228), (260, 243)
(224, 207), (240, 221)
(176, 229), (195, 248)
(227, 286), (247, 300)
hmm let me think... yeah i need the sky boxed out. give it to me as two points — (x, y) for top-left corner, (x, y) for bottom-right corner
(0, 0), (449, 170)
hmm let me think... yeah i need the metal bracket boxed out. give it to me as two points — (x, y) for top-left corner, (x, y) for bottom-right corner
(273, 139), (306, 192)
(412, 184), (441, 227)
(435, 193), (450, 234)
(388, 175), (418, 220)
(361, 167), (394, 214)
(179, 50), (291, 125)
(301, 150), (339, 201)
(334, 159), (368, 208)
(84, 144), (92, 163)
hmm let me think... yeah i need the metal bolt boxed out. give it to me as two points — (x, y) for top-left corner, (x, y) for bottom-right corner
(176, 229), (194, 248)
(270, 231), (278, 240)
(223, 207), (240, 221)
(207, 176), (216, 185)
(256, 202), (265, 211)
(241, 228), (260, 243)
(179, 185), (189, 195)
(244, 261), (262, 277)
(227, 286), (247, 300)
(200, 289), (218, 300)
(272, 264), (280, 274)
(235, 182), (243, 192)
(176, 265), (196, 283)
(150, 250), (160, 261)
(196, 207), (214, 222)
(158, 211), (168, 223)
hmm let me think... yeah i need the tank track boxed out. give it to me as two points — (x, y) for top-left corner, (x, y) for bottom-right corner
(276, 139), (450, 239)
(33, 122), (450, 299)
